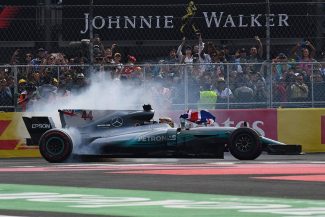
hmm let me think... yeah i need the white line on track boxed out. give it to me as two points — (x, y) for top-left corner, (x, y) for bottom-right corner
(0, 215), (26, 217)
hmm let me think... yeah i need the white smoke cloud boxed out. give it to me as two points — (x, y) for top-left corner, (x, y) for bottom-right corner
(29, 75), (172, 119)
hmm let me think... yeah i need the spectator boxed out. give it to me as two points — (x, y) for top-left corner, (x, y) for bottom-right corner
(272, 53), (290, 81)
(177, 37), (193, 64)
(57, 79), (71, 97)
(210, 52), (225, 79)
(93, 34), (105, 57)
(112, 53), (123, 79)
(289, 74), (309, 102)
(291, 40), (316, 76)
(234, 74), (254, 102)
(0, 78), (13, 111)
(17, 79), (28, 111)
(25, 53), (33, 64)
(189, 34), (210, 75)
(273, 77), (288, 103)
(234, 48), (247, 73)
(247, 36), (263, 73)
(31, 48), (46, 69)
(38, 77), (57, 102)
(71, 73), (88, 94)
(215, 78), (233, 104)
(121, 55), (140, 79)
(166, 48), (178, 64)
(312, 71), (325, 103)
(228, 70), (238, 91)
(222, 44), (234, 62)
(165, 49), (180, 78)
(199, 74), (213, 91)
(103, 48), (114, 64)
(320, 58), (325, 76)
(10, 49), (22, 65)
(24, 53), (34, 77)
(291, 40), (316, 61)
(251, 72), (267, 103)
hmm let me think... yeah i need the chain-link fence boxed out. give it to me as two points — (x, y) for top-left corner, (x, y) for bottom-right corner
(0, 1), (324, 111)
(0, 61), (324, 112)
(0, 1), (324, 64)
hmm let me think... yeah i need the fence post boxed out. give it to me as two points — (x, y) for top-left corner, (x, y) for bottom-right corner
(227, 64), (230, 109)
(143, 64), (146, 91)
(13, 65), (18, 112)
(311, 63), (314, 108)
(269, 62), (273, 108)
(184, 65), (189, 111)
(89, 0), (94, 66)
(57, 65), (60, 82)
(266, 0), (272, 108)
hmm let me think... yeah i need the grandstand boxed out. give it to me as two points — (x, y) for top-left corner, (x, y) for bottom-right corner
(0, 0), (324, 111)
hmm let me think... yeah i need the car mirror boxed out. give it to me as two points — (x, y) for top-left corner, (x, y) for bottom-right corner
(176, 128), (181, 133)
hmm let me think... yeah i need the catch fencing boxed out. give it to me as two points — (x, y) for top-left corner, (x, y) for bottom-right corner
(0, 62), (324, 112)
(0, 1), (324, 63)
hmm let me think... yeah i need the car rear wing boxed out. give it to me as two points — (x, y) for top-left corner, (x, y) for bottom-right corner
(22, 116), (55, 146)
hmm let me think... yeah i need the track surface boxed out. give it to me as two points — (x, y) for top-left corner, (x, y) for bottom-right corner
(0, 153), (324, 217)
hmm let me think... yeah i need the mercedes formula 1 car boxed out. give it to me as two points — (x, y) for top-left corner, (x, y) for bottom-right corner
(22, 105), (301, 163)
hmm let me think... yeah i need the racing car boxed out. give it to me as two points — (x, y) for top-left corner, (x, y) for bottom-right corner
(22, 105), (301, 163)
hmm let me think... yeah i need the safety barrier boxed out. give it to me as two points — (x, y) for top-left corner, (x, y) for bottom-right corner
(0, 112), (40, 158)
(0, 109), (324, 158)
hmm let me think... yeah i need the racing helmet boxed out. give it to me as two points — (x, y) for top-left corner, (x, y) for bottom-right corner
(159, 117), (174, 128)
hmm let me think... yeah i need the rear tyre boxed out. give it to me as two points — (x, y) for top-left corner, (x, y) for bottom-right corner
(39, 129), (73, 163)
(228, 128), (262, 160)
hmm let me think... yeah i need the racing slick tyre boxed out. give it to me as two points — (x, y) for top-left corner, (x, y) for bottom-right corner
(228, 128), (263, 160)
(39, 129), (73, 163)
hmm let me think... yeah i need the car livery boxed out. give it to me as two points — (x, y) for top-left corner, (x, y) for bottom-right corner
(22, 105), (302, 163)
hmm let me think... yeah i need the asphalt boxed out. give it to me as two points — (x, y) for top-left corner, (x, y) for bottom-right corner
(0, 153), (324, 217)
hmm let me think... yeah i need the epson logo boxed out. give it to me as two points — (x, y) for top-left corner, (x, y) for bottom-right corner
(32, 124), (51, 129)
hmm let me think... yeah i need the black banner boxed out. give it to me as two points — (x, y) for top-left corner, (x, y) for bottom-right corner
(0, 0), (322, 43)
(61, 0), (321, 41)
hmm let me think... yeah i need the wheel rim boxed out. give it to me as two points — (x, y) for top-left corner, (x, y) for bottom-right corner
(45, 137), (65, 156)
(234, 134), (254, 152)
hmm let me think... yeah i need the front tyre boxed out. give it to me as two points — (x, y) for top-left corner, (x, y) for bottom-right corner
(228, 128), (262, 160)
(39, 129), (73, 163)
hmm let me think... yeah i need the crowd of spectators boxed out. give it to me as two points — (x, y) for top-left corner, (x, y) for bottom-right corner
(0, 33), (325, 111)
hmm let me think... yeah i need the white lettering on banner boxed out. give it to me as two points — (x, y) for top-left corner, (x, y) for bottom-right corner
(268, 14), (275, 27)
(2, 192), (325, 216)
(140, 16), (152, 28)
(164, 16), (174, 28)
(250, 14), (262, 27)
(223, 15), (236, 27)
(278, 14), (289, 26)
(81, 12), (290, 33)
(81, 15), (174, 33)
(203, 12), (224, 28)
(124, 16), (136, 28)
(238, 15), (248, 27)
(92, 16), (105, 29)
(201, 12), (290, 29)
(155, 16), (161, 28)
(80, 13), (89, 34)
(214, 118), (265, 136)
(108, 16), (121, 29)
